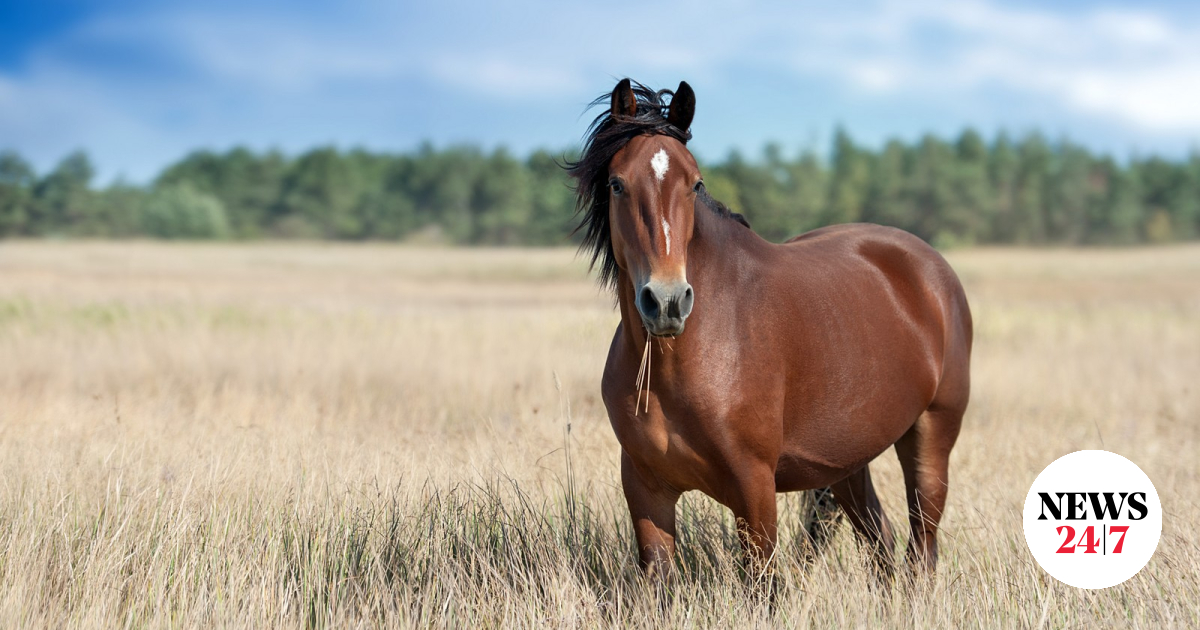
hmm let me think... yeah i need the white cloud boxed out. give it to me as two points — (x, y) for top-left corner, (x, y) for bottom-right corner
(4, 0), (1200, 181)
(797, 0), (1200, 131)
(428, 56), (586, 99)
(71, 10), (415, 91)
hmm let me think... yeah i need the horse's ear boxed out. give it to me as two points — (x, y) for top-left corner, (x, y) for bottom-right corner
(667, 81), (695, 131)
(611, 79), (637, 118)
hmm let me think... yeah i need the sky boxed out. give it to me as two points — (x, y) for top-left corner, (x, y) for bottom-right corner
(3, 0), (1200, 183)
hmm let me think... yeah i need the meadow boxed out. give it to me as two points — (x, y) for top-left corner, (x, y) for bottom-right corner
(0, 241), (1197, 628)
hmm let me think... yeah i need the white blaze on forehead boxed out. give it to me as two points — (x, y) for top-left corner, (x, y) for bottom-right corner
(661, 218), (671, 255)
(650, 148), (669, 182)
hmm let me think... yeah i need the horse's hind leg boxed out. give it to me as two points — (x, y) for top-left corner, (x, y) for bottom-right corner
(800, 487), (841, 562)
(829, 466), (895, 578)
(894, 404), (963, 573)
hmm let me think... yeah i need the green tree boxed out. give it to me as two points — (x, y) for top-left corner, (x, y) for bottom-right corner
(352, 155), (417, 240)
(744, 143), (800, 241)
(1173, 154), (1200, 240)
(944, 129), (991, 246)
(407, 144), (481, 243)
(276, 147), (364, 238)
(908, 134), (956, 243)
(1013, 134), (1051, 244)
(1138, 156), (1200, 242)
(783, 150), (827, 236)
(92, 181), (149, 237)
(525, 150), (574, 245)
(1090, 159), (1142, 244)
(471, 148), (531, 245)
(987, 133), (1019, 243)
(11, 131), (1200, 245)
(715, 150), (785, 241)
(825, 128), (871, 225)
(863, 139), (913, 232)
(1047, 142), (1092, 244)
(32, 151), (95, 235)
(0, 151), (36, 236)
(158, 148), (289, 237)
(141, 183), (231, 239)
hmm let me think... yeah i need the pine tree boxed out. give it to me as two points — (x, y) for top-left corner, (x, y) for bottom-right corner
(987, 133), (1019, 243)
(32, 151), (95, 236)
(1013, 134), (1051, 244)
(472, 148), (531, 245)
(1103, 162), (1143, 244)
(863, 139), (912, 233)
(276, 147), (363, 238)
(1048, 142), (1092, 244)
(0, 151), (35, 236)
(825, 128), (871, 225)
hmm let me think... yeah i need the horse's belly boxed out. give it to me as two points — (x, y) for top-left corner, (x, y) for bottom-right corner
(773, 397), (929, 492)
(773, 446), (890, 492)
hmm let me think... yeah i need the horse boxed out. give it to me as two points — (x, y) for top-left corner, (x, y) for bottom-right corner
(566, 79), (972, 581)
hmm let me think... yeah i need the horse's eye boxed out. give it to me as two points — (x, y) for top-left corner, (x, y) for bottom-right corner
(693, 180), (705, 194)
(610, 180), (624, 195)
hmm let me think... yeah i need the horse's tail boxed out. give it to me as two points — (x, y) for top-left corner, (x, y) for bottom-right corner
(801, 486), (841, 561)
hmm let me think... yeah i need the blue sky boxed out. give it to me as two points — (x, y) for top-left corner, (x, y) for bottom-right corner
(3, 0), (1200, 182)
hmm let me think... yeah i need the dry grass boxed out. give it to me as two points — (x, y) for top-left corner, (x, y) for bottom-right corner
(1, 240), (1197, 628)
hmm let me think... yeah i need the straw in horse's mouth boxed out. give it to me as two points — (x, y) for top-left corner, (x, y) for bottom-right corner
(634, 333), (675, 416)
(634, 333), (651, 415)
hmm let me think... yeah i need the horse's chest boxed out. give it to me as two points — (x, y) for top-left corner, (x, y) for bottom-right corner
(602, 331), (747, 491)
(607, 394), (730, 492)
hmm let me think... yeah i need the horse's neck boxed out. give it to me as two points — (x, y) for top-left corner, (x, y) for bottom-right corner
(690, 205), (752, 289)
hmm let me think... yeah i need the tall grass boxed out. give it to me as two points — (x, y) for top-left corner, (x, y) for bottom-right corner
(0, 241), (1197, 627)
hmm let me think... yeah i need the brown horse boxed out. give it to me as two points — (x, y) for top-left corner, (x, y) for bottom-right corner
(567, 79), (972, 580)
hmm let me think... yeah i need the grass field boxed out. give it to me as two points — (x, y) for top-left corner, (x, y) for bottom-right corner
(1, 241), (1198, 628)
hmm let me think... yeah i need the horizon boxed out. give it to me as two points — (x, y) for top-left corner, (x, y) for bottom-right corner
(16, 123), (1200, 188)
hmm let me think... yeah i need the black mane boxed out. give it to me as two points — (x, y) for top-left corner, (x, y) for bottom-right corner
(565, 80), (748, 291)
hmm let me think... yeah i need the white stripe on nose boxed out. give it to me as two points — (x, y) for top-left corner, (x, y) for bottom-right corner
(662, 218), (671, 255)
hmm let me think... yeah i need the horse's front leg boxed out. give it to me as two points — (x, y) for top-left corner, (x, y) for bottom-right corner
(621, 452), (681, 580)
(727, 464), (779, 582)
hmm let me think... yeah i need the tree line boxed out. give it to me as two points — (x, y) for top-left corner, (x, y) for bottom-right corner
(3, 129), (1199, 246)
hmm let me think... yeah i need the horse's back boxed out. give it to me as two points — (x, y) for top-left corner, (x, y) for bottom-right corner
(783, 223), (970, 339)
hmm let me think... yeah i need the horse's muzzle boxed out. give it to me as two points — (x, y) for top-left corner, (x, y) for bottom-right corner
(636, 280), (694, 337)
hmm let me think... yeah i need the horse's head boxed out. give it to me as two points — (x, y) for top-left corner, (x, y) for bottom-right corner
(604, 79), (700, 337)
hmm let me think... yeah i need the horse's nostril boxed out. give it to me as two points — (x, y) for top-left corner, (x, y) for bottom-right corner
(637, 285), (660, 319)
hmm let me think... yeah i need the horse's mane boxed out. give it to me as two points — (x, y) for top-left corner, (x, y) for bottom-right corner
(565, 80), (749, 291)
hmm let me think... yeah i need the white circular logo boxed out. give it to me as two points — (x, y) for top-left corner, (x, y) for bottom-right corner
(1023, 450), (1161, 589)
